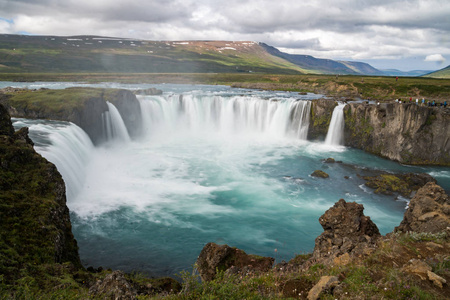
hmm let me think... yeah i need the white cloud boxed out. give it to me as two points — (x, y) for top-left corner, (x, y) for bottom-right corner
(1, 0), (450, 70)
(424, 54), (446, 62)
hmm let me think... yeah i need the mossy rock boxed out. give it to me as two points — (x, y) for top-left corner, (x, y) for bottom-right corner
(311, 170), (329, 178)
(363, 172), (436, 197)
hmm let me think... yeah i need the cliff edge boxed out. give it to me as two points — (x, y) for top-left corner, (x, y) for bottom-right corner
(344, 102), (450, 165)
(0, 104), (81, 285)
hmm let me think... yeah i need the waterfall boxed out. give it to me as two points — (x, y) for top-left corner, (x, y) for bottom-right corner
(25, 122), (95, 201)
(325, 103), (346, 146)
(103, 102), (131, 143)
(137, 94), (311, 140)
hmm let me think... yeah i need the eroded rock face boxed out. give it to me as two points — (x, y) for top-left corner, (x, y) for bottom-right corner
(308, 99), (337, 140)
(196, 242), (274, 282)
(344, 103), (450, 165)
(395, 182), (450, 233)
(309, 199), (380, 266)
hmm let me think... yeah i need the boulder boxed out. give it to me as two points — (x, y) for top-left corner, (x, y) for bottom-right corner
(311, 170), (329, 178)
(196, 242), (274, 282)
(395, 182), (450, 233)
(309, 199), (380, 266)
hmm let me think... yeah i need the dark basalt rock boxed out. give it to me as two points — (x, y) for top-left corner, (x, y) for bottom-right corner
(196, 242), (274, 282)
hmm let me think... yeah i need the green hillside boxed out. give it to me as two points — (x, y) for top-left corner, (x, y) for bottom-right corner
(0, 35), (308, 74)
(424, 65), (450, 78)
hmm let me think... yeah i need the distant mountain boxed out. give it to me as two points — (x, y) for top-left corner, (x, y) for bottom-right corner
(0, 34), (389, 76)
(381, 69), (434, 77)
(260, 43), (384, 75)
(423, 65), (450, 78)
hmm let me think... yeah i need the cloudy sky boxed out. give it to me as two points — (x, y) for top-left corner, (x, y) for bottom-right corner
(1, 0), (449, 71)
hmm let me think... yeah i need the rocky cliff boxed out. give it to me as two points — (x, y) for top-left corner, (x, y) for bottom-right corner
(0, 87), (142, 144)
(344, 102), (450, 165)
(308, 98), (337, 140)
(0, 104), (81, 284)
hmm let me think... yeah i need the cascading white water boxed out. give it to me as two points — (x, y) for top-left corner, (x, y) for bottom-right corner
(137, 94), (311, 141)
(12, 120), (94, 200)
(325, 103), (346, 146)
(104, 102), (131, 143)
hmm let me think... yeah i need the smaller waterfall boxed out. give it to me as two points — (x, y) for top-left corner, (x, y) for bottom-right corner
(325, 103), (346, 146)
(103, 102), (131, 143)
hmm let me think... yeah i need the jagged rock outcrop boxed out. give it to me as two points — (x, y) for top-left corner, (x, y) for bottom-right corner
(308, 99), (336, 140)
(0, 104), (81, 283)
(196, 242), (274, 282)
(395, 182), (450, 233)
(344, 102), (450, 165)
(309, 199), (380, 266)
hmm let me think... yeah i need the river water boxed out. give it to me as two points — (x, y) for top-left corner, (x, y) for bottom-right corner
(6, 81), (450, 277)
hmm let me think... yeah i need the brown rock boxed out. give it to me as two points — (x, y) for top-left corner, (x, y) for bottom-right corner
(309, 199), (380, 266)
(427, 270), (446, 288)
(89, 271), (137, 300)
(402, 259), (431, 280)
(307, 276), (339, 300)
(395, 182), (450, 233)
(311, 170), (329, 178)
(196, 242), (274, 282)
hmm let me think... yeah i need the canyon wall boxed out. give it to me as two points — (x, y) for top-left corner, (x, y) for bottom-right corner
(343, 102), (450, 165)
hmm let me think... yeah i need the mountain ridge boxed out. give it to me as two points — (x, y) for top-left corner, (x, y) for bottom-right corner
(0, 34), (446, 76)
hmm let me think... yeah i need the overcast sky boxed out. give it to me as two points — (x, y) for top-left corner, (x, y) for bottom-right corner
(1, 0), (449, 71)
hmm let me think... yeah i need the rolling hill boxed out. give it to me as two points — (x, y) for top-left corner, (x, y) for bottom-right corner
(424, 65), (450, 78)
(0, 34), (398, 76)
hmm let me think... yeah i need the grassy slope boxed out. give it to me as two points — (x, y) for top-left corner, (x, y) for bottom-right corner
(0, 35), (308, 74)
(424, 65), (450, 79)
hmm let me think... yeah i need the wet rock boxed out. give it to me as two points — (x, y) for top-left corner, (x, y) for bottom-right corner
(395, 182), (450, 233)
(311, 170), (329, 178)
(309, 199), (380, 266)
(363, 172), (436, 197)
(196, 242), (274, 282)
(307, 275), (339, 300)
(89, 270), (136, 300)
